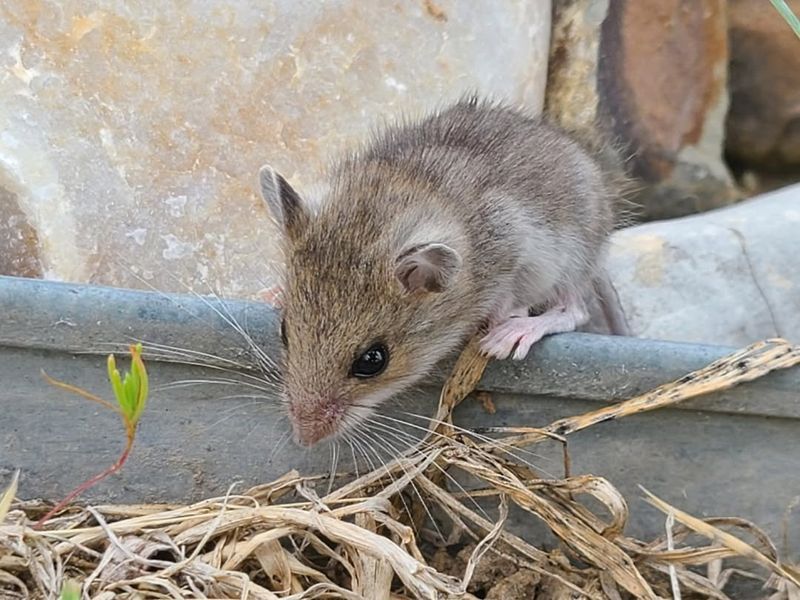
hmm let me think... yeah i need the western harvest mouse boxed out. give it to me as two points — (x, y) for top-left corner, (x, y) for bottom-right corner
(259, 96), (623, 447)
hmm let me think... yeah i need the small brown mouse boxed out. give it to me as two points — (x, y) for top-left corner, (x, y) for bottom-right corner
(259, 96), (623, 447)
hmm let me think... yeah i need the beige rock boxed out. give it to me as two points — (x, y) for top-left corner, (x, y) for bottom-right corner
(547, 0), (737, 220)
(0, 0), (551, 296)
(726, 0), (800, 173)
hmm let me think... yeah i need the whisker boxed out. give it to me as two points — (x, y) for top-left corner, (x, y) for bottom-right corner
(358, 426), (446, 541)
(384, 412), (557, 478)
(203, 400), (272, 429)
(154, 377), (277, 395)
(241, 417), (263, 444)
(183, 279), (281, 375)
(141, 356), (282, 391)
(90, 339), (282, 395)
(268, 429), (292, 464)
(353, 426), (428, 537)
(362, 420), (491, 522)
(200, 394), (278, 405)
(111, 259), (281, 379)
(111, 260), (250, 342)
(205, 399), (263, 417)
(200, 287), (280, 374)
(348, 435), (378, 480)
(341, 432), (360, 480)
(326, 441), (340, 496)
(94, 340), (252, 372)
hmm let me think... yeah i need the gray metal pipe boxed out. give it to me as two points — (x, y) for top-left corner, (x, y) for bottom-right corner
(1, 275), (798, 419)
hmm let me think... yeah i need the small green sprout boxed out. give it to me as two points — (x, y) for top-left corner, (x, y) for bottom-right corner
(59, 580), (80, 600)
(34, 344), (150, 528)
(108, 342), (149, 436)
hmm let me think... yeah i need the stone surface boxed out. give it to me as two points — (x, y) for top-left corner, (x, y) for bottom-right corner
(726, 0), (800, 174)
(546, 0), (738, 220)
(607, 184), (800, 346)
(0, 0), (550, 296)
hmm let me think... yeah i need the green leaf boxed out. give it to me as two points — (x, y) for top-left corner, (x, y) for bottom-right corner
(130, 343), (149, 424)
(107, 354), (125, 411)
(106, 344), (149, 426)
(59, 580), (81, 600)
(122, 371), (137, 418)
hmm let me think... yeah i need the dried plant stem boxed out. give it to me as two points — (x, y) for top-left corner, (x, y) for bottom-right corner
(3, 337), (799, 599)
(498, 338), (800, 448)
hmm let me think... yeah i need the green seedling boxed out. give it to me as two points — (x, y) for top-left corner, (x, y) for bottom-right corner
(34, 343), (149, 528)
(59, 580), (80, 600)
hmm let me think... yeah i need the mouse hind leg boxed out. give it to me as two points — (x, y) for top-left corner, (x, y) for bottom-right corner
(480, 290), (589, 360)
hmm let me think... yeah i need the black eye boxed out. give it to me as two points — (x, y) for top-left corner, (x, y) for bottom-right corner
(351, 343), (389, 378)
(280, 319), (288, 347)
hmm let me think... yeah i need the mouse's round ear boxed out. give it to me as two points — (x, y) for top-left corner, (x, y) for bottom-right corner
(258, 164), (310, 241)
(394, 243), (461, 294)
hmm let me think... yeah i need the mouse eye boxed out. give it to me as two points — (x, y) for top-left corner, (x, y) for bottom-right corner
(280, 319), (288, 347)
(350, 343), (389, 378)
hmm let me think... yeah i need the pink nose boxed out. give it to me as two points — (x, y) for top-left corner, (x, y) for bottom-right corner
(288, 396), (342, 447)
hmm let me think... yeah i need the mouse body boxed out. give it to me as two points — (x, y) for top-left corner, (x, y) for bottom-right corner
(259, 96), (619, 446)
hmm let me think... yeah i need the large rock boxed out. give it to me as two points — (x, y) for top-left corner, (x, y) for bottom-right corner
(547, 0), (738, 220)
(607, 184), (800, 346)
(726, 0), (800, 174)
(0, 0), (551, 296)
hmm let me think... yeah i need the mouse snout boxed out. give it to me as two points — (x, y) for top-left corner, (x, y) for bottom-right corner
(288, 394), (345, 447)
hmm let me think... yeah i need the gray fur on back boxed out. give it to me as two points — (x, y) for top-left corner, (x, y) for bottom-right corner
(331, 95), (615, 317)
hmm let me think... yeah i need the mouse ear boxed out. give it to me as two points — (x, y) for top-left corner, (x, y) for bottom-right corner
(394, 243), (462, 294)
(258, 164), (309, 240)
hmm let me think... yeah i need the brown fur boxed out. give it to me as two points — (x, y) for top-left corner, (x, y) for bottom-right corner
(261, 96), (621, 446)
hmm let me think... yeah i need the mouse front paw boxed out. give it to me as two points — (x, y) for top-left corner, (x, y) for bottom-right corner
(480, 300), (586, 360)
(480, 317), (549, 360)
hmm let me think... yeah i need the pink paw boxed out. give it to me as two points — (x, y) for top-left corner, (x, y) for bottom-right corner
(257, 285), (284, 309)
(480, 299), (586, 361)
(480, 317), (548, 361)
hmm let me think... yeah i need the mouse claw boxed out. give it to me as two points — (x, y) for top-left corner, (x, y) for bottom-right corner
(480, 317), (545, 361)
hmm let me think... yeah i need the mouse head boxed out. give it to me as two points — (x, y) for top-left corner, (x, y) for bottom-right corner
(259, 164), (466, 448)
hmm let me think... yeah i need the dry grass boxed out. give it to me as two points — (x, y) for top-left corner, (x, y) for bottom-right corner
(2, 337), (800, 599)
